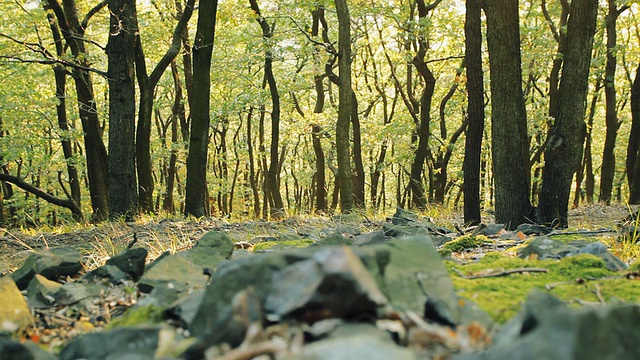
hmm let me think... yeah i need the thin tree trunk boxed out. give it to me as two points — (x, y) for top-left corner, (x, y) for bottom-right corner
(627, 64), (640, 196)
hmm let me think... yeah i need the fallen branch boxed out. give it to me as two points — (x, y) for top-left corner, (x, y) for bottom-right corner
(212, 341), (285, 360)
(457, 268), (548, 279)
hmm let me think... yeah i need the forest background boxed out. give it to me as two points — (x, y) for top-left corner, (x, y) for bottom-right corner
(0, 0), (638, 230)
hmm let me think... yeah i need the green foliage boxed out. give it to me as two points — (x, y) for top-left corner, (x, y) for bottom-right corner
(107, 305), (166, 329)
(439, 234), (489, 256)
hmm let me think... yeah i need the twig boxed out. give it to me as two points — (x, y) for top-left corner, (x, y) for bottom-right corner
(594, 284), (606, 305)
(212, 341), (285, 360)
(459, 268), (548, 279)
(547, 229), (616, 237)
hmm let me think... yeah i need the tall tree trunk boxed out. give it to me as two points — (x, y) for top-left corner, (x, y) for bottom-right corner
(163, 62), (184, 213)
(538, 0), (598, 228)
(248, 0), (284, 217)
(107, 0), (138, 218)
(47, 0), (110, 221)
(485, 0), (532, 229)
(627, 64), (640, 199)
(311, 124), (327, 213)
(184, 0), (219, 217)
(46, 12), (82, 217)
(463, 0), (484, 226)
(334, 0), (355, 213)
(350, 93), (365, 208)
(599, 0), (628, 204)
(135, 0), (195, 213)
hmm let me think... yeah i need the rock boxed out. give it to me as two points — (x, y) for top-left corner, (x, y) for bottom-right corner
(54, 281), (105, 308)
(189, 252), (305, 343)
(84, 264), (130, 285)
(0, 338), (56, 360)
(391, 207), (420, 225)
(517, 237), (581, 260)
(194, 230), (235, 259)
(27, 274), (62, 308)
(518, 237), (627, 271)
(353, 230), (387, 246)
(59, 326), (161, 360)
(106, 247), (148, 281)
(319, 224), (361, 238)
(176, 248), (227, 270)
(165, 289), (206, 327)
(0, 277), (33, 334)
(10, 247), (82, 290)
(455, 292), (640, 360)
(515, 223), (552, 236)
(287, 323), (416, 360)
(314, 233), (353, 246)
(476, 223), (505, 236)
(264, 246), (387, 321)
(577, 242), (627, 271)
(137, 254), (208, 294)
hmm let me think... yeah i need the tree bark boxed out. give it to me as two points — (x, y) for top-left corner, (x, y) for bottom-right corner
(538, 0), (598, 228)
(311, 124), (327, 213)
(463, 0), (484, 226)
(184, 0), (219, 217)
(485, 0), (532, 229)
(107, 0), (138, 218)
(599, 0), (627, 204)
(334, 0), (355, 213)
(47, 0), (110, 221)
(627, 64), (640, 202)
(248, 0), (285, 217)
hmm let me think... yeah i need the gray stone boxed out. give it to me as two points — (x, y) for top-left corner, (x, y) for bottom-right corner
(314, 233), (353, 246)
(59, 326), (161, 360)
(455, 292), (640, 360)
(391, 207), (420, 225)
(54, 281), (105, 307)
(0, 277), (33, 334)
(515, 223), (552, 236)
(27, 274), (62, 308)
(194, 230), (235, 259)
(176, 248), (227, 270)
(288, 324), (417, 360)
(319, 224), (361, 238)
(477, 223), (505, 236)
(264, 247), (387, 321)
(84, 264), (130, 285)
(353, 230), (387, 246)
(10, 247), (82, 290)
(106, 247), (148, 281)
(517, 237), (580, 260)
(0, 336), (36, 360)
(138, 255), (208, 294)
(165, 288), (206, 327)
(577, 242), (627, 271)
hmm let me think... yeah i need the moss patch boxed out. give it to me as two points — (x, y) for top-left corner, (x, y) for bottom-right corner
(107, 305), (165, 329)
(439, 235), (489, 257)
(252, 239), (315, 252)
(448, 252), (640, 323)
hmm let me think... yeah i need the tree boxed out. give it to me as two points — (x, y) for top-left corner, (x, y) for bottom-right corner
(485, 0), (532, 229)
(629, 64), (640, 204)
(135, 0), (195, 213)
(46, 0), (110, 221)
(107, 0), (138, 218)
(248, 0), (285, 218)
(463, 0), (485, 225)
(334, 0), (355, 213)
(599, 0), (629, 204)
(538, 0), (598, 227)
(184, 0), (219, 217)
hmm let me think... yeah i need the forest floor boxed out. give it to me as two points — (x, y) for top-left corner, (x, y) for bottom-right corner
(0, 203), (635, 276)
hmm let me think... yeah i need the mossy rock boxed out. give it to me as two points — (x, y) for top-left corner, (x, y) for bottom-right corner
(253, 239), (315, 252)
(439, 235), (488, 255)
(107, 305), (165, 329)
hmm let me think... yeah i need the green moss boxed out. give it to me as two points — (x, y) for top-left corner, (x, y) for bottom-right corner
(448, 252), (640, 323)
(252, 239), (315, 252)
(440, 235), (489, 254)
(107, 305), (165, 329)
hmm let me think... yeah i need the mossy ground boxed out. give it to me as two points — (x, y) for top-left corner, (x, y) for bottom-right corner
(447, 252), (640, 323)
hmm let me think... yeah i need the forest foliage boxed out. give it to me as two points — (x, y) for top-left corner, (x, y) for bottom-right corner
(0, 0), (638, 227)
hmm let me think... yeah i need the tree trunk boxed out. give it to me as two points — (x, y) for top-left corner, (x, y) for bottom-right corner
(184, 0), (219, 217)
(599, 0), (627, 204)
(350, 92), (365, 208)
(248, 0), (285, 217)
(47, 0), (110, 221)
(538, 0), (598, 228)
(334, 0), (355, 213)
(628, 64), (640, 198)
(485, 0), (532, 229)
(312, 124), (327, 213)
(107, 0), (138, 218)
(463, 0), (484, 226)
